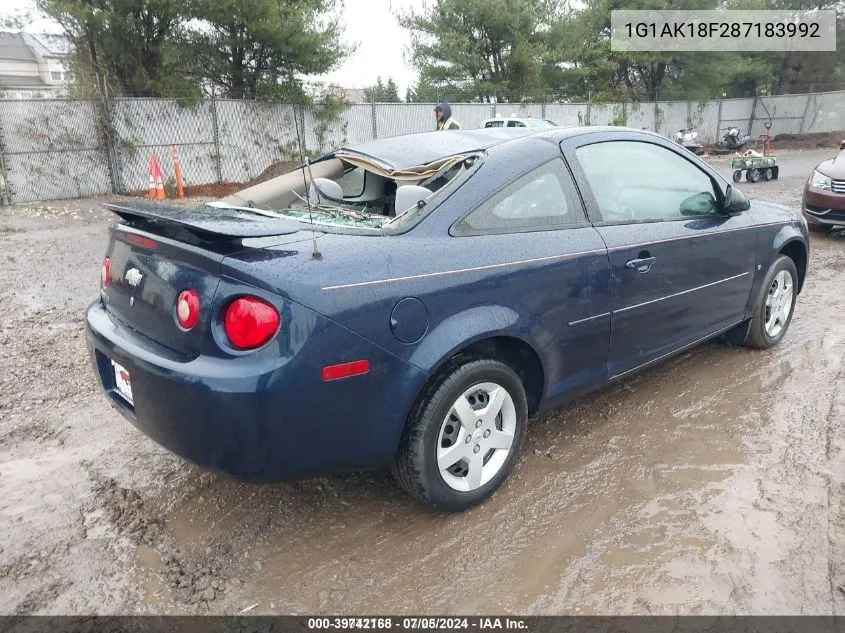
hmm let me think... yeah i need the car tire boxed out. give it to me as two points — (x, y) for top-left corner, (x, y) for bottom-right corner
(392, 358), (528, 512)
(745, 255), (798, 350)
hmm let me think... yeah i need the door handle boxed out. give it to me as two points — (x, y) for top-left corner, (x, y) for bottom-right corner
(625, 256), (656, 273)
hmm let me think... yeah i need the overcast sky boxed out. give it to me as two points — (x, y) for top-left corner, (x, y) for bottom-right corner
(2, 0), (423, 93)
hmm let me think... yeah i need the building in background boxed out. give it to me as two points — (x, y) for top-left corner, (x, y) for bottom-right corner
(0, 31), (71, 99)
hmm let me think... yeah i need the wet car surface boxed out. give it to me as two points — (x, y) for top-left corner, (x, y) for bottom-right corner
(84, 128), (807, 512)
(1, 149), (844, 615)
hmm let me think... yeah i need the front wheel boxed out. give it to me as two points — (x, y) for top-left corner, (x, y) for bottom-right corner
(393, 359), (528, 512)
(745, 255), (798, 349)
(732, 170), (742, 183)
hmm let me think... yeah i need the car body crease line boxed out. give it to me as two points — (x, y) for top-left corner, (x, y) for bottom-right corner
(568, 312), (611, 327)
(321, 248), (608, 291)
(614, 271), (751, 315)
(602, 220), (790, 252)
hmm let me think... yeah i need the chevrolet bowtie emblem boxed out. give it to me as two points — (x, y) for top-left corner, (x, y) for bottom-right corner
(125, 268), (143, 287)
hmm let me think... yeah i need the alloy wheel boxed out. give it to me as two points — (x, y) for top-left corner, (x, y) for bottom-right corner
(764, 269), (794, 338)
(436, 382), (517, 492)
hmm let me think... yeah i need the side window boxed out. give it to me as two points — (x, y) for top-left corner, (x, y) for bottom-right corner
(336, 165), (365, 197)
(507, 120), (525, 128)
(575, 141), (720, 224)
(485, 120), (504, 128)
(452, 159), (586, 235)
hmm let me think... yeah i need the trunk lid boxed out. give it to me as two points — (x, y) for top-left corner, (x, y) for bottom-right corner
(100, 201), (303, 359)
(104, 227), (223, 359)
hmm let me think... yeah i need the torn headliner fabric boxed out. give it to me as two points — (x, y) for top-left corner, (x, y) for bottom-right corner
(333, 151), (465, 181)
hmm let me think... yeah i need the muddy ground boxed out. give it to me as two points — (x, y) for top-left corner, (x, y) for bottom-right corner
(1, 149), (845, 615)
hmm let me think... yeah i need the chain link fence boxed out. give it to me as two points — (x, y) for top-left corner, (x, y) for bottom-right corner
(1, 90), (845, 204)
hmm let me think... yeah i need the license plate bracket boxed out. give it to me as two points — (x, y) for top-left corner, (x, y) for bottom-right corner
(111, 360), (134, 406)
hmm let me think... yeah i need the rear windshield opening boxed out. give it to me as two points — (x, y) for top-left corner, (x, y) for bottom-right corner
(209, 153), (482, 233)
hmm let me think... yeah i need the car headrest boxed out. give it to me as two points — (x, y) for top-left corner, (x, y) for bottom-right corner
(308, 178), (343, 205)
(395, 185), (432, 215)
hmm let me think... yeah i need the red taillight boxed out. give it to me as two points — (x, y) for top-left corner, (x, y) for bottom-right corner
(101, 257), (110, 287)
(224, 296), (280, 350)
(176, 289), (200, 329)
(321, 360), (370, 381)
(125, 233), (157, 249)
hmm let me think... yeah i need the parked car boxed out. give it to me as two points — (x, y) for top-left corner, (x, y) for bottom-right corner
(802, 139), (845, 232)
(481, 116), (557, 128)
(86, 126), (808, 512)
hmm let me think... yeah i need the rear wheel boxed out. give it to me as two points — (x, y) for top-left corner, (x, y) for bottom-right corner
(393, 358), (528, 512)
(764, 168), (773, 181)
(745, 255), (798, 349)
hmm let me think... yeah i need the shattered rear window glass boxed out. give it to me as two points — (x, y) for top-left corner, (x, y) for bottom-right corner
(282, 207), (386, 229)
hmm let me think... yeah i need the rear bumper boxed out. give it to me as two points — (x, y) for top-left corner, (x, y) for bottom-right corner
(85, 299), (428, 481)
(802, 186), (845, 226)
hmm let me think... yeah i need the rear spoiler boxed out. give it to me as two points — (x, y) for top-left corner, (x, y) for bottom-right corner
(102, 201), (301, 240)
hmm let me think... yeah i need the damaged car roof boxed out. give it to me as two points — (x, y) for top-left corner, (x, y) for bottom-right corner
(335, 127), (550, 170)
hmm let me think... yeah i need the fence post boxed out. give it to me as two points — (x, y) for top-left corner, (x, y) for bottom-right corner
(97, 79), (122, 195)
(541, 102), (546, 120)
(371, 102), (378, 140)
(747, 93), (759, 137)
(716, 96), (723, 142)
(799, 84), (814, 134)
(653, 99), (659, 134)
(0, 109), (11, 205)
(586, 91), (592, 126)
(209, 89), (223, 183)
(299, 102), (308, 155)
(686, 100), (692, 129)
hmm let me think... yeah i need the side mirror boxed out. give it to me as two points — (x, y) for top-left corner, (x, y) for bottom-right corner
(724, 185), (750, 215)
(680, 191), (719, 216)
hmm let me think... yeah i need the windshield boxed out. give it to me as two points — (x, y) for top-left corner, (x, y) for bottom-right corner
(209, 152), (484, 235)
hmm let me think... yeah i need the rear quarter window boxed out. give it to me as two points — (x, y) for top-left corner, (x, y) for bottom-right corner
(451, 159), (588, 236)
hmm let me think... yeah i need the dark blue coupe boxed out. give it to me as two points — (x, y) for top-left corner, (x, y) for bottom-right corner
(86, 127), (809, 511)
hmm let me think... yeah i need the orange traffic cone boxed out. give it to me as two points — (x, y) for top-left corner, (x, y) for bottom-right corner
(150, 154), (165, 199)
(148, 154), (157, 198)
(171, 146), (185, 199)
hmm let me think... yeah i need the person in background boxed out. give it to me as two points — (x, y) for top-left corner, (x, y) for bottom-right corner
(435, 103), (461, 131)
